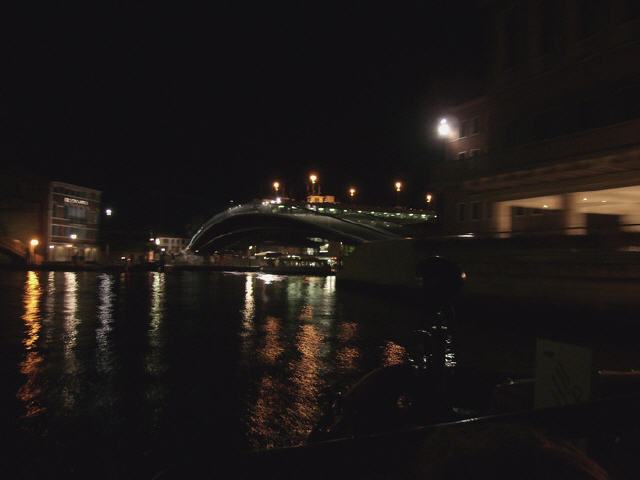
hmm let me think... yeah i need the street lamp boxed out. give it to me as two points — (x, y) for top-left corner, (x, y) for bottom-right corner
(309, 174), (318, 195)
(348, 187), (356, 203)
(425, 193), (433, 204)
(394, 181), (403, 207)
(272, 181), (280, 197)
(437, 118), (452, 138)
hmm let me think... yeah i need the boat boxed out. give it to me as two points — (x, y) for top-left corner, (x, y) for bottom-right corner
(258, 252), (333, 275)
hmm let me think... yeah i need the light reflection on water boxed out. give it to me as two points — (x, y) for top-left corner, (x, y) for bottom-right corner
(62, 272), (79, 410)
(17, 271), (44, 418)
(1, 269), (532, 475)
(96, 273), (114, 374)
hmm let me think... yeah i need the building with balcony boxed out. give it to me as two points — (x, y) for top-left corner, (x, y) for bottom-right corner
(430, 0), (640, 237)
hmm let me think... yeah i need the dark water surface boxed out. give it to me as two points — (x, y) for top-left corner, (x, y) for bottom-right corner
(0, 271), (532, 477)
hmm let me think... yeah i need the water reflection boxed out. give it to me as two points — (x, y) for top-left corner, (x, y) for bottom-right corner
(260, 316), (283, 364)
(96, 274), (114, 374)
(62, 272), (79, 410)
(336, 322), (360, 372)
(17, 271), (44, 417)
(289, 321), (323, 439)
(146, 272), (165, 376)
(382, 340), (407, 367)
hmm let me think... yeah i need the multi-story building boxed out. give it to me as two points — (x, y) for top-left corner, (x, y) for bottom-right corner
(48, 181), (102, 262)
(155, 234), (188, 255)
(430, 0), (640, 237)
(0, 172), (102, 263)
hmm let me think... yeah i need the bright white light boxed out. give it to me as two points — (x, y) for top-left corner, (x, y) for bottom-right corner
(70, 234), (77, 239)
(49, 245), (54, 249)
(105, 208), (112, 216)
(275, 197), (282, 204)
(155, 239), (160, 245)
(161, 248), (166, 252)
(395, 181), (402, 192)
(437, 118), (451, 137)
(543, 205), (549, 209)
(30, 239), (39, 246)
(583, 197), (588, 201)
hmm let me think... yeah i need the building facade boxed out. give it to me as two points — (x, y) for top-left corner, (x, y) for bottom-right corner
(0, 172), (102, 263)
(47, 181), (102, 262)
(431, 0), (640, 237)
(155, 234), (188, 256)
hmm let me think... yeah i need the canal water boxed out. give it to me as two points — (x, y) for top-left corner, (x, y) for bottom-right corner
(0, 270), (533, 477)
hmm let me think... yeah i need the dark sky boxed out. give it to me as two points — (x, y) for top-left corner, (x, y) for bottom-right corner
(3, 1), (487, 233)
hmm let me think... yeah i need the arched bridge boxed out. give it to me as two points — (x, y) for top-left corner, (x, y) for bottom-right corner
(187, 199), (434, 253)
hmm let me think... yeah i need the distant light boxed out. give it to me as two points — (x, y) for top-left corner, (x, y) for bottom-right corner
(349, 187), (356, 197)
(583, 197), (588, 201)
(30, 239), (39, 246)
(426, 193), (433, 203)
(149, 238), (155, 242)
(395, 181), (402, 192)
(437, 118), (451, 137)
(155, 238), (160, 245)
(458, 233), (475, 238)
(49, 245), (54, 249)
(105, 208), (112, 216)
(66, 244), (73, 248)
(543, 205), (549, 209)
(161, 248), (166, 252)
(121, 256), (126, 260)
(70, 234), (77, 239)
(309, 174), (318, 184)
(601, 200), (607, 203)
(273, 181), (280, 191)
(275, 197), (282, 204)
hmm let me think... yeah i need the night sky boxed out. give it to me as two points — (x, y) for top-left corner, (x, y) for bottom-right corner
(3, 1), (486, 234)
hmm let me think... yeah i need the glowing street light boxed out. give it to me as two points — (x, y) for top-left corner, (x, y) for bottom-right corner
(30, 239), (39, 247)
(394, 181), (403, 207)
(272, 181), (280, 195)
(425, 193), (433, 204)
(348, 187), (356, 203)
(309, 173), (319, 195)
(437, 118), (451, 138)
(105, 208), (113, 216)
